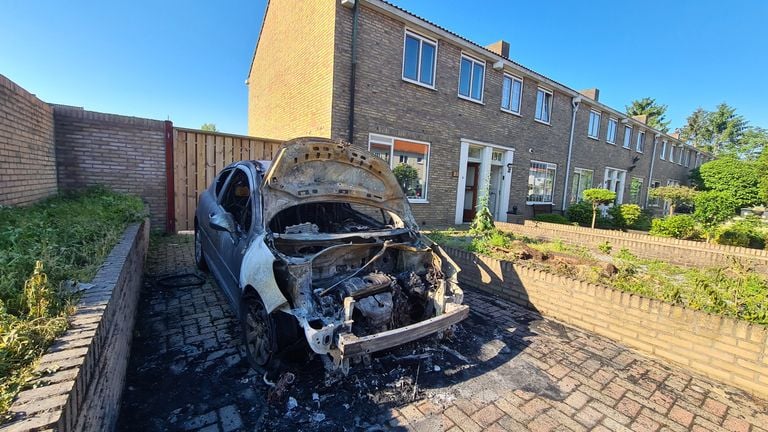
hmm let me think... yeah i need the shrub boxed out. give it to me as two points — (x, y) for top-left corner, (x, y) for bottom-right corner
(693, 191), (739, 241)
(697, 157), (762, 209)
(608, 204), (642, 229)
(533, 214), (569, 225)
(650, 215), (702, 240)
(566, 201), (592, 226)
(715, 218), (767, 249)
(598, 241), (613, 254)
(583, 189), (617, 229)
(648, 186), (698, 216)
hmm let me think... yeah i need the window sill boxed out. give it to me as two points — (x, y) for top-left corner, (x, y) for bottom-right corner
(534, 118), (551, 126)
(500, 108), (522, 117)
(407, 199), (429, 204)
(458, 94), (484, 105)
(636, 150), (644, 154)
(588, 135), (600, 141)
(526, 201), (554, 205)
(622, 146), (631, 150)
(606, 141), (617, 146)
(402, 77), (436, 91)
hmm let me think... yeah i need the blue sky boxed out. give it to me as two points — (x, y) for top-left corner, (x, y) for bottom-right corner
(1, 0), (766, 135)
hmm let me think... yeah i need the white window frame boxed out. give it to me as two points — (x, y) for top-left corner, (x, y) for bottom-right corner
(534, 87), (553, 125)
(685, 149), (691, 167)
(457, 53), (485, 103)
(660, 140), (667, 160)
(570, 167), (594, 203)
(588, 110), (601, 140)
(603, 167), (627, 204)
(636, 130), (646, 153)
(628, 176), (644, 205)
(527, 160), (557, 204)
(500, 73), (523, 115)
(606, 117), (617, 144)
(677, 146), (683, 165)
(648, 179), (662, 207)
(401, 29), (438, 89)
(368, 133), (431, 203)
(622, 125), (632, 149)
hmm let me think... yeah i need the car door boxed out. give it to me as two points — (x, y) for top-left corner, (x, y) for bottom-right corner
(215, 166), (256, 308)
(200, 168), (234, 284)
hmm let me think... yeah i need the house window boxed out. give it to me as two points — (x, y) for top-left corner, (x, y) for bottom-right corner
(628, 177), (643, 205)
(570, 168), (594, 203)
(636, 130), (646, 153)
(604, 167), (627, 204)
(660, 140), (667, 160)
(668, 146), (675, 163)
(527, 161), (557, 204)
(622, 126), (632, 149)
(606, 118), (617, 144)
(677, 147), (683, 165)
(649, 180), (661, 207)
(458, 54), (485, 102)
(588, 110), (601, 139)
(501, 74), (523, 114)
(535, 88), (553, 124)
(685, 149), (692, 167)
(402, 31), (437, 88)
(369, 134), (430, 202)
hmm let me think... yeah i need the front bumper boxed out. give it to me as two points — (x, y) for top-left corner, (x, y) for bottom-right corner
(336, 303), (469, 357)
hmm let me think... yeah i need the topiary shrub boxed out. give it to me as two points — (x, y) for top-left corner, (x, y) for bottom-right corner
(566, 201), (592, 226)
(650, 215), (702, 240)
(583, 189), (617, 229)
(533, 214), (570, 225)
(693, 191), (739, 241)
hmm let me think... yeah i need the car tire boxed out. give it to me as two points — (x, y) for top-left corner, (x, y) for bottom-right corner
(194, 223), (208, 271)
(240, 293), (277, 370)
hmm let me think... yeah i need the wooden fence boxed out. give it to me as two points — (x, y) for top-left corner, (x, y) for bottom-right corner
(172, 128), (283, 231)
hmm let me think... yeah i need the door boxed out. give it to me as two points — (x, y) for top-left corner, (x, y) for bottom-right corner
(462, 162), (480, 222)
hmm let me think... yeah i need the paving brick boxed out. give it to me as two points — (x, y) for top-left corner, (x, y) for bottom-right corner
(470, 404), (504, 427)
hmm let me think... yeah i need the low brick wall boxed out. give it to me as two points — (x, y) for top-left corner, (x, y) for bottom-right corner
(496, 220), (768, 271)
(4, 220), (150, 432)
(446, 247), (768, 399)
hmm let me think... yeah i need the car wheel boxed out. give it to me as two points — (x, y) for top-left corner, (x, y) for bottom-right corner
(240, 294), (276, 370)
(194, 223), (208, 271)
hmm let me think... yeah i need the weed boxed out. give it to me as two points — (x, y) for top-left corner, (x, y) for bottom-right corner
(598, 241), (613, 254)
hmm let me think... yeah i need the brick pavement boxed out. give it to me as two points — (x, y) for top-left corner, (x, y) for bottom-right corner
(117, 235), (768, 431)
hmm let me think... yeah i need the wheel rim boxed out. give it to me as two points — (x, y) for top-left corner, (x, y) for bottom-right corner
(244, 300), (271, 365)
(194, 229), (202, 264)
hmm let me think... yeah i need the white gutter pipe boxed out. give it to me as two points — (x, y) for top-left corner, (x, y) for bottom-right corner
(561, 96), (582, 210)
(645, 134), (660, 207)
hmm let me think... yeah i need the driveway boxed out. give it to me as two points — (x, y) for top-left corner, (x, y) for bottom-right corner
(117, 235), (768, 431)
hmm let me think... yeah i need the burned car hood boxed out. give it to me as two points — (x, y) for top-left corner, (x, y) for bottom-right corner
(261, 138), (417, 227)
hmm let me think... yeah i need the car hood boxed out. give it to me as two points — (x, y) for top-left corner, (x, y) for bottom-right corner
(260, 137), (417, 228)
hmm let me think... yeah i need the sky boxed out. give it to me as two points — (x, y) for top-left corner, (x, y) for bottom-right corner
(1, 0), (766, 136)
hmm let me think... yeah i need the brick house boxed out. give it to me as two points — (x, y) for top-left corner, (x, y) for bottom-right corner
(246, 0), (706, 225)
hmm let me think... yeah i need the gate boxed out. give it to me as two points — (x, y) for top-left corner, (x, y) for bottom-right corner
(171, 128), (283, 231)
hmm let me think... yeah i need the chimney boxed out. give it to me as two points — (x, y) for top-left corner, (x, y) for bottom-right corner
(578, 88), (600, 101)
(670, 131), (681, 139)
(485, 40), (510, 58)
(632, 114), (648, 124)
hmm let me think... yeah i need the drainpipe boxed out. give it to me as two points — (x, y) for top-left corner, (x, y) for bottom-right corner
(645, 134), (660, 208)
(561, 96), (582, 210)
(347, 0), (360, 144)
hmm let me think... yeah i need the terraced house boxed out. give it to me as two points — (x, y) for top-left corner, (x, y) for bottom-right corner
(247, 0), (707, 225)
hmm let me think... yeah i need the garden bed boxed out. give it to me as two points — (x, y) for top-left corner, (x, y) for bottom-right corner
(0, 187), (146, 421)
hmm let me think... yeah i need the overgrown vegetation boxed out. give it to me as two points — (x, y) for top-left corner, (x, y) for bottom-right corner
(649, 214), (702, 240)
(0, 187), (145, 419)
(532, 214), (570, 225)
(428, 227), (768, 325)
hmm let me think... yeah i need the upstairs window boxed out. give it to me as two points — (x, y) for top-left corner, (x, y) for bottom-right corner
(677, 147), (684, 165)
(535, 88), (553, 124)
(622, 126), (632, 149)
(660, 140), (667, 160)
(402, 31), (437, 88)
(636, 130), (646, 153)
(527, 161), (557, 203)
(501, 74), (523, 114)
(606, 118), (617, 144)
(669, 146), (676, 163)
(458, 54), (485, 102)
(588, 110), (601, 139)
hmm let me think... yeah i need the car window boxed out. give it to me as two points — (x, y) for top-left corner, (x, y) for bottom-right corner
(219, 169), (253, 233)
(215, 168), (234, 198)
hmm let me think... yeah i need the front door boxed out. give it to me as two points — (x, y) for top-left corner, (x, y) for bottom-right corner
(462, 162), (480, 222)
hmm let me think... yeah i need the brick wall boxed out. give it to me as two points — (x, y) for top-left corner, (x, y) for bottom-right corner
(246, 0), (336, 140)
(496, 220), (768, 271)
(54, 105), (167, 228)
(0, 74), (57, 205)
(4, 220), (149, 432)
(446, 247), (768, 399)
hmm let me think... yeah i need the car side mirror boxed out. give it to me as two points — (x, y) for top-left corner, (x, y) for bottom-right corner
(209, 212), (236, 234)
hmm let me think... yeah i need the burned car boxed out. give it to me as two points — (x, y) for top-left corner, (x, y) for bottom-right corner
(194, 137), (467, 374)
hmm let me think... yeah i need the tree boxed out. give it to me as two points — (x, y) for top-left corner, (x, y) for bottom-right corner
(625, 97), (670, 133)
(680, 104), (747, 156)
(201, 123), (218, 132)
(693, 191), (738, 242)
(470, 173), (494, 236)
(759, 147), (768, 205)
(732, 127), (768, 160)
(583, 188), (616, 229)
(697, 158), (761, 209)
(680, 108), (709, 149)
(392, 164), (419, 196)
(648, 185), (698, 216)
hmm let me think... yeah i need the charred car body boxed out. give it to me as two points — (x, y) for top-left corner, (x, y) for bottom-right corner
(195, 137), (467, 373)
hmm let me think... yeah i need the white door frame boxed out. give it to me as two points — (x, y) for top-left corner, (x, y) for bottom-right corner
(454, 139), (515, 224)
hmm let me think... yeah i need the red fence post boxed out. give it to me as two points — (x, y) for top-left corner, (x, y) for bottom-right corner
(164, 121), (176, 233)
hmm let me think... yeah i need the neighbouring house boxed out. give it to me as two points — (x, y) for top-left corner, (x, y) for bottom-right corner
(246, 0), (708, 225)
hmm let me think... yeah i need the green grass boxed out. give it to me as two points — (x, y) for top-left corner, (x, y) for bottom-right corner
(0, 187), (145, 420)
